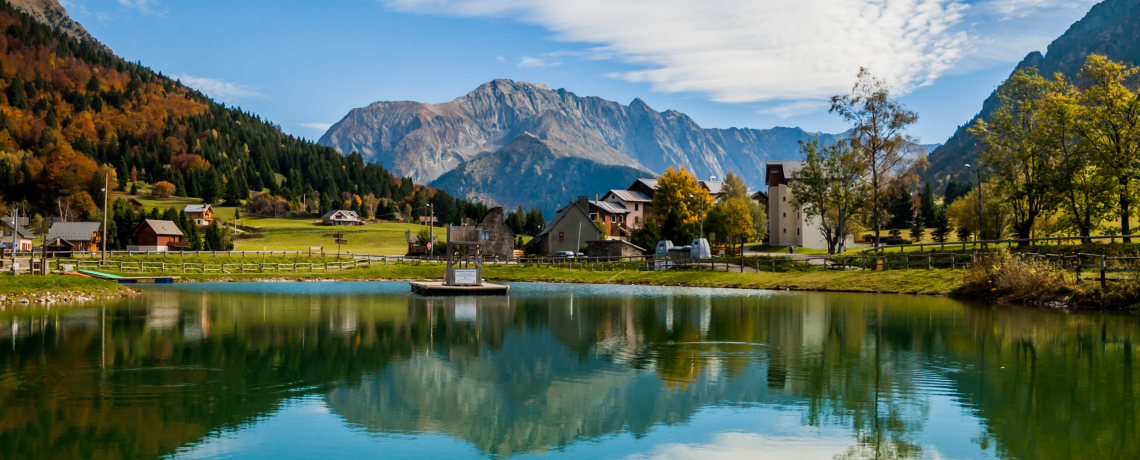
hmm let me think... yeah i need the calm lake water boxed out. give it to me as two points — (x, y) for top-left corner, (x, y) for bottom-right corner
(0, 282), (1137, 459)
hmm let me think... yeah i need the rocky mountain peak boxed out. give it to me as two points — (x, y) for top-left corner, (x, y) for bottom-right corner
(9, 0), (106, 51)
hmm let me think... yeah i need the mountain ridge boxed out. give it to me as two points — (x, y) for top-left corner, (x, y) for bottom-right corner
(926, 0), (1139, 186)
(319, 79), (843, 188)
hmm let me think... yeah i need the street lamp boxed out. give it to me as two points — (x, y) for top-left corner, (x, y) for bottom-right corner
(966, 163), (983, 246)
(427, 203), (434, 258)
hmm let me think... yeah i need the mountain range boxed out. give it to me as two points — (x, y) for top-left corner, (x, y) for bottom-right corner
(926, 0), (1140, 186)
(318, 80), (844, 195)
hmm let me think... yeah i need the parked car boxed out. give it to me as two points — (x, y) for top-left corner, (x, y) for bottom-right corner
(552, 251), (577, 258)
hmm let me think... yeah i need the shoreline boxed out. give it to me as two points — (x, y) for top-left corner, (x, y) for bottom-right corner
(0, 274), (139, 306)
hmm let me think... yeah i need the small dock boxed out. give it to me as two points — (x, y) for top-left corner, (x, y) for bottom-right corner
(409, 281), (509, 296)
(77, 270), (180, 284)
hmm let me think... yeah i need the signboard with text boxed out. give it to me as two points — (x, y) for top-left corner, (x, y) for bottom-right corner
(453, 269), (478, 285)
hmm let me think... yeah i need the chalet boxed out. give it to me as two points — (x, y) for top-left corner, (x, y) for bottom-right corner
(45, 222), (102, 255)
(600, 189), (651, 229)
(184, 204), (214, 226)
(130, 220), (187, 252)
(321, 210), (363, 226)
(700, 180), (725, 201)
(587, 199), (631, 240)
(418, 215), (439, 226)
(127, 198), (145, 211)
(0, 217), (34, 254)
(525, 196), (604, 256)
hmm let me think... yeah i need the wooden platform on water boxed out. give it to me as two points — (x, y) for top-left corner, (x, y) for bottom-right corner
(409, 281), (509, 296)
(77, 270), (180, 284)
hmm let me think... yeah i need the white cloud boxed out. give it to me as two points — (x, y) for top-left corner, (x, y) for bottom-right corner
(989, 0), (1095, 19)
(297, 122), (334, 131)
(759, 100), (830, 119)
(174, 74), (268, 101)
(118, 0), (160, 15)
(623, 432), (851, 460)
(496, 55), (506, 62)
(518, 55), (560, 68)
(381, 0), (971, 103)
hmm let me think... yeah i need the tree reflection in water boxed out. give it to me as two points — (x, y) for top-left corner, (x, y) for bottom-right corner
(0, 283), (1135, 459)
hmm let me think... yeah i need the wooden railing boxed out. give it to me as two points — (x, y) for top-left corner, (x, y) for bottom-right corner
(859, 234), (1140, 254)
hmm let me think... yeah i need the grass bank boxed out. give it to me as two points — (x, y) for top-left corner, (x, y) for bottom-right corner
(0, 274), (136, 305)
(141, 263), (963, 295)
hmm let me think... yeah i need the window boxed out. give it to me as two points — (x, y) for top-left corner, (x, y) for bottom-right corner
(634, 217), (640, 223)
(634, 203), (639, 211)
(783, 228), (786, 234)
(782, 196), (786, 202)
(797, 229), (800, 235)
(782, 212), (786, 218)
(610, 215), (617, 223)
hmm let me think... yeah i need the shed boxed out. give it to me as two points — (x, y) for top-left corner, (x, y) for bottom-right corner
(586, 240), (647, 259)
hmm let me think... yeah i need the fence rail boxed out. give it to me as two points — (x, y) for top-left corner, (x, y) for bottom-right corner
(860, 234), (1140, 254)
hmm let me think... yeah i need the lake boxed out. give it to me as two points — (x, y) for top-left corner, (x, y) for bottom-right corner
(0, 282), (1136, 459)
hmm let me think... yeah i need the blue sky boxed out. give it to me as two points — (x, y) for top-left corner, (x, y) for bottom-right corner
(62, 0), (1098, 145)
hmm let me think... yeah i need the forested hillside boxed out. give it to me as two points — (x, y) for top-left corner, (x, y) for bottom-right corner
(0, 0), (493, 228)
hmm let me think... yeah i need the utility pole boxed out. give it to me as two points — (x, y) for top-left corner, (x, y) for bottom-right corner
(11, 203), (19, 276)
(966, 164), (983, 247)
(101, 171), (109, 264)
(428, 203), (434, 259)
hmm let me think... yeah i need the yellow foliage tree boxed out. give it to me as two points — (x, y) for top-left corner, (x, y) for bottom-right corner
(152, 181), (175, 198)
(651, 167), (711, 240)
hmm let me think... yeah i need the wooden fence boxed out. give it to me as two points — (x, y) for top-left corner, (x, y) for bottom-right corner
(860, 234), (1140, 254)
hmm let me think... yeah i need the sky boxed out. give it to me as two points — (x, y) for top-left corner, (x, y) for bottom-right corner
(60, 0), (1100, 146)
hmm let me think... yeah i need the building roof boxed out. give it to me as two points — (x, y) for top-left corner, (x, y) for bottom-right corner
(1, 217), (33, 239)
(138, 220), (185, 237)
(184, 204), (212, 213)
(766, 160), (804, 184)
(321, 210), (360, 219)
(700, 181), (725, 195)
(633, 178), (658, 189)
(590, 200), (629, 215)
(604, 189), (652, 203)
(532, 201), (599, 240)
(586, 239), (647, 252)
(47, 222), (102, 242)
(751, 190), (768, 199)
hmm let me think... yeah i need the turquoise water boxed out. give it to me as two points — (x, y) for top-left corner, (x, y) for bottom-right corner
(0, 282), (1137, 459)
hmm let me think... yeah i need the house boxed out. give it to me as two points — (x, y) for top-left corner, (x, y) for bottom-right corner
(184, 204), (214, 226)
(127, 198), (145, 211)
(130, 220), (187, 252)
(0, 217), (35, 254)
(699, 181), (725, 201)
(765, 160), (829, 250)
(418, 215), (439, 226)
(525, 196), (604, 256)
(587, 199), (631, 240)
(477, 207), (515, 259)
(321, 210), (363, 226)
(600, 189), (651, 229)
(627, 178), (658, 200)
(45, 222), (102, 255)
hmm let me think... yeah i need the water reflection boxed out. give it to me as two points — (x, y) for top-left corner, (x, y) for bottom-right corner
(0, 282), (1136, 459)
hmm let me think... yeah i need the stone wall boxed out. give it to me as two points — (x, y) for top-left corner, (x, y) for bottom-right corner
(479, 207), (515, 259)
(586, 240), (646, 259)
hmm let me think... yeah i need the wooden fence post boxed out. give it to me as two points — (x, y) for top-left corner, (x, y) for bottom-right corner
(1101, 255), (1107, 288)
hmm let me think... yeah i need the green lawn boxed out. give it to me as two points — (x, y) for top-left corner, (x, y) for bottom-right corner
(164, 264), (964, 295)
(0, 273), (133, 302)
(745, 244), (831, 255)
(235, 219), (443, 255)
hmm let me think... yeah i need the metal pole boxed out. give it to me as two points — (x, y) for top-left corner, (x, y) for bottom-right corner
(976, 168), (984, 247)
(429, 204), (434, 258)
(102, 171), (108, 264)
(10, 204), (18, 275)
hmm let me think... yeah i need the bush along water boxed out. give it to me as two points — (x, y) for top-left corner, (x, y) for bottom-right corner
(955, 249), (1140, 311)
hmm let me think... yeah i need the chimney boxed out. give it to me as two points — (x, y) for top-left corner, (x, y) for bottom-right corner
(595, 193), (599, 203)
(578, 196), (590, 210)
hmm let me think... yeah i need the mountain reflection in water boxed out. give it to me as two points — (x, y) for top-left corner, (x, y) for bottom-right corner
(0, 282), (1136, 459)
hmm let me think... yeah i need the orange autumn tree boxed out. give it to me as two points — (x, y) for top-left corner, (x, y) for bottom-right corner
(152, 181), (175, 198)
(650, 166), (711, 243)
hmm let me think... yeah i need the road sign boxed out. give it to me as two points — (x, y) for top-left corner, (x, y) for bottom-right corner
(426, 242), (432, 250)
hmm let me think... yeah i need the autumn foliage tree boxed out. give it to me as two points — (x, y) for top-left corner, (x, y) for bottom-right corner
(151, 181), (174, 198)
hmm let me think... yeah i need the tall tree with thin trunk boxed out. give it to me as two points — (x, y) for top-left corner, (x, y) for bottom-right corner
(1046, 77), (1114, 241)
(790, 140), (869, 254)
(830, 68), (924, 246)
(969, 68), (1062, 242)
(1075, 55), (1140, 241)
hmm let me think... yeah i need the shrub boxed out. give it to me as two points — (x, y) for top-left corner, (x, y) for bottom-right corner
(152, 181), (175, 198)
(957, 249), (1068, 302)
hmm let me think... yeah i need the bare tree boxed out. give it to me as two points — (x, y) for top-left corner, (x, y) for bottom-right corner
(830, 68), (925, 246)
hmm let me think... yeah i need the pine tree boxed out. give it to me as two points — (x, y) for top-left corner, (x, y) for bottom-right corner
(223, 173), (242, 206)
(129, 182), (138, 195)
(932, 207), (951, 243)
(204, 221), (224, 251)
(233, 208), (241, 221)
(920, 182), (937, 227)
(909, 218), (925, 242)
(956, 225), (971, 241)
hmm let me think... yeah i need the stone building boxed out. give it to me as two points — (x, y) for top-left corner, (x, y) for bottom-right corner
(478, 207), (515, 259)
(586, 240), (646, 259)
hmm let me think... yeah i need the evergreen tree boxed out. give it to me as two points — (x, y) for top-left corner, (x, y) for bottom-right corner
(660, 206), (691, 245)
(201, 169), (224, 204)
(234, 207), (241, 221)
(204, 221), (224, 251)
(170, 169), (186, 197)
(956, 225), (971, 241)
(920, 181), (937, 227)
(223, 173), (242, 206)
(932, 207), (951, 243)
(909, 219), (925, 242)
(129, 181), (138, 195)
(887, 186), (913, 230)
(524, 208), (545, 235)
